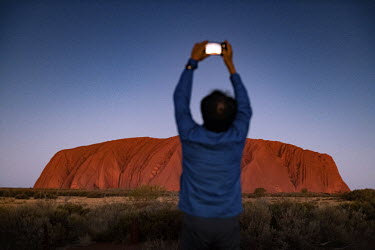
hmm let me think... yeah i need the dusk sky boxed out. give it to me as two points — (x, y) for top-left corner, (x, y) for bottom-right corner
(1, 0), (374, 190)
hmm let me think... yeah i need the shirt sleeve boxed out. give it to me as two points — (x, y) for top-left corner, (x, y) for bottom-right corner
(173, 59), (198, 138)
(231, 73), (252, 139)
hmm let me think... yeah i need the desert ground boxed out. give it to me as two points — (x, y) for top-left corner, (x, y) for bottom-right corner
(0, 195), (349, 208)
(0, 188), (374, 250)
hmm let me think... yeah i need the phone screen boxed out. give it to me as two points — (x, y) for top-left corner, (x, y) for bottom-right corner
(205, 43), (222, 55)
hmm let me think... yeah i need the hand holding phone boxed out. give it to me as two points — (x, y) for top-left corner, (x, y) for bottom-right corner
(190, 40), (235, 74)
(191, 41), (210, 61)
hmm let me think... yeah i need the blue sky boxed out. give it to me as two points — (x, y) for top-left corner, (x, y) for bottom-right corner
(0, 0), (374, 189)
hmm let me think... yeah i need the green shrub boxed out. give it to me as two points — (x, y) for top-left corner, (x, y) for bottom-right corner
(340, 189), (375, 202)
(57, 203), (90, 216)
(241, 199), (375, 249)
(0, 203), (51, 249)
(1, 195), (375, 249)
(86, 203), (132, 242)
(339, 189), (375, 221)
(86, 201), (181, 244)
(340, 200), (375, 221)
(301, 188), (308, 194)
(0, 188), (35, 198)
(269, 201), (318, 249)
(33, 192), (45, 199)
(128, 186), (166, 201)
(253, 187), (267, 197)
(34, 192), (58, 199)
(86, 192), (105, 198)
(137, 204), (182, 242)
(240, 200), (273, 249)
(0, 201), (90, 249)
(14, 193), (30, 199)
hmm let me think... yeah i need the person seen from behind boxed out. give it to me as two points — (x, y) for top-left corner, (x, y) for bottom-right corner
(173, 40), (253, 249)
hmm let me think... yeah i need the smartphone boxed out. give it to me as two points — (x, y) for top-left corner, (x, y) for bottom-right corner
(205, 42), (226, 55)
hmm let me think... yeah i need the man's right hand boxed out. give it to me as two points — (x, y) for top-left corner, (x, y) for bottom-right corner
(222, 40), (237, 75)
(191, 41), (210, 61)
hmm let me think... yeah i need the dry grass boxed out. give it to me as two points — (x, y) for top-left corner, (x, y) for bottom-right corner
(0, 196), (178, 209)
(244, 196), (347, 207)
(1, 189), (374, 250)
(1, 195), (345, 208)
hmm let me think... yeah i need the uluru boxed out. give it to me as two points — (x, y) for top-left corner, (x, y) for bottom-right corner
(34, 136), (350, 193)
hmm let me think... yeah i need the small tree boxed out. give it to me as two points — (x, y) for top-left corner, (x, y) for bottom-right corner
(254, 187), (267, 197)
(301, 188), (308, 194)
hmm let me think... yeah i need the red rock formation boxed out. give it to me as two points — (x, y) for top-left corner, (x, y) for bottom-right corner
(34, 136), (350, 193)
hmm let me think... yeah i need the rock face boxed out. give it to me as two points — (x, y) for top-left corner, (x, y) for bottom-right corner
(34, 136), (350, 193)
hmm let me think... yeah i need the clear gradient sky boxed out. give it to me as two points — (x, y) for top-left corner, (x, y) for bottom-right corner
(1, 0), (374, 190)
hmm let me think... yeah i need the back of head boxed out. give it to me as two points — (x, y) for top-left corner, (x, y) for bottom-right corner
(201, 90), (237, 133)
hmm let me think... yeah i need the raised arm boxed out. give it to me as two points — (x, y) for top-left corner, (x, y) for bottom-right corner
(230, 74), (252, 138)
(173, 59), (197, 136)
(222, 41), (252, 138)
(174, 41), (210, 138)
(223, 41), (237, 75)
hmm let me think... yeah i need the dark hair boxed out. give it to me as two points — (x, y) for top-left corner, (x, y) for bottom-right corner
(201, 90), (237, 132)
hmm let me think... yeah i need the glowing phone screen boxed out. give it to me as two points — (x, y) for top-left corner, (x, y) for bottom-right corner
(205, 43), (222, 55)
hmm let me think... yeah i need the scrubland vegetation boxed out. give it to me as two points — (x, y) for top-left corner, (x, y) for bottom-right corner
(0, 187), (374, 249)
(0, 186), (170, 200)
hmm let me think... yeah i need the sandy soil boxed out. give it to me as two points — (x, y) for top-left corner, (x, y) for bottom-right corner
(0, 196), (178, 208)
(243, 196), (349, 207)
(0, 195), (347, 208)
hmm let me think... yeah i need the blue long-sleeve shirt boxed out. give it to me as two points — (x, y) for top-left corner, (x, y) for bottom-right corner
(174, 58), (252, 218)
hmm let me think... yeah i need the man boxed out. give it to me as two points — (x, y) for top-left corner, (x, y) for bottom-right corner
(173, 40), (252, 249)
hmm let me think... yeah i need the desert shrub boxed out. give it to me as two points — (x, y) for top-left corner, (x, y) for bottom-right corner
(33, 192), (57, 199)
(0, 188), (97, 198)
(24, 189), (34, 197)
(340, 200), (375, 221)
(142, 239), (180, 249)
(340, 188), (375, 202)
(253, 187), (267, 198)
(0, 203), (52, 249)
(46, 193), (58, 199)
(0, 187), (180, 199)
(128, 186), (166, 201)
(86, 191), (105, 198)
(0, 189), (6, 197)
(33, 192), (44, 199)
(60, 189), (89, 197)
(1, 197), (375, 249)
(301, 188), (308, 194)
(269, 192), (332, 198)
(314, 204), (375, 249)
(0, 201), (91, 250)
(240, 200), (273, 249)
(87, 203), (133, 242)
(137, 203), (182, 241)
(339, 189), (375, 221)
(109, 209), (139, 243)
(0, 188), (20, 197)
(88, 202), (182, 244)
(14, 193), (30, 199)
(239, 199), (375, 249)
(269, 200), (318, 249)
(57, 203), (90, 216)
